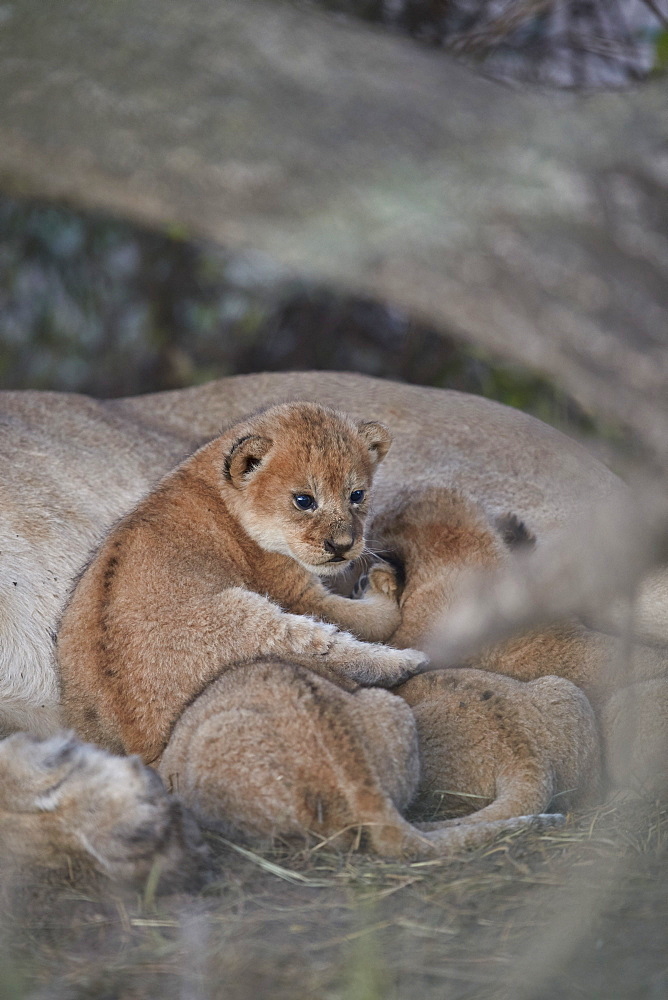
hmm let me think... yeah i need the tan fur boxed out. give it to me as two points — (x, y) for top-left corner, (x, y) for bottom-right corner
(158, 661), (577, 860)
(0, 730), (208, 882)
(600, 680), (668, 791)
(370, 487), (619, 700)
(1, 373), (666, 869)
(397, 670), (600, 823)
(58, 403), (426, 763)
(3, 371), (665, 740)
(371, 486), (665, 791)
(0, 373), (668, 868)
(155, 488), (601, 855)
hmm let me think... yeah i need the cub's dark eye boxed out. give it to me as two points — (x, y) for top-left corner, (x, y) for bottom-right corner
(350, 490), (366, 505)
(294, 494), (316, 511)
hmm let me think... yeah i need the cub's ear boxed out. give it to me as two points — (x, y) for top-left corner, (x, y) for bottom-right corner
(357, 421), (392, 467)
(224, 435), (272, 487)
(495, 512), (536, 551)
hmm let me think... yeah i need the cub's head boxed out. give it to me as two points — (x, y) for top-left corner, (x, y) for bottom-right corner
(222, 402), (391, 575)
(0, 731), (209, 884)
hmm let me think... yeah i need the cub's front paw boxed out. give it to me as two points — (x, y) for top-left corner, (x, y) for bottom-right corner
(357, 646), (429, 688)
(388, 647), (429, 685)
(279, 614), (340, 656)
(365, 564), (401, 600)
(352, 563), (400, 601)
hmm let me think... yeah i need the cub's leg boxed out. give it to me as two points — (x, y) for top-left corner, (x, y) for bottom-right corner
(413, 767), (554, 831)
(158, 663), (421, 850)
(0, 731), (208, 884)
(398, 671), (600, 828)
(158, 662), (565, 861)
(290, 564), (403, 643)
(233, 588), (427, 688)
(61, 587), (426, 763)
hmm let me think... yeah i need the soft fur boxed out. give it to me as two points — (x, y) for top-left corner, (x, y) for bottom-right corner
(58, 402), (426, 763)
(3, 371), (664, 739)
(156, 487), (602, 855)
(398, 670), (600, 823)
(158, 661), (582, 860)
(0, 730), (208, 883)
(371, 486), (666, 792)
(1, 374), (663, 868)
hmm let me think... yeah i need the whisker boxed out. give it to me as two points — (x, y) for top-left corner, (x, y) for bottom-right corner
(357, 548), (394, 571)
(359, 543), (394, 563)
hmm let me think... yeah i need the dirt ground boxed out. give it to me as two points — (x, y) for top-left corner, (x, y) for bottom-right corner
(2, 794), (666, 1000)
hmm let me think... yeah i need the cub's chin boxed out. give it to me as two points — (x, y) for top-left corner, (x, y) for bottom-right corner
(282, 538), (364, 578)
(293, 551), (360, 578)
(310, 559), (354, 579)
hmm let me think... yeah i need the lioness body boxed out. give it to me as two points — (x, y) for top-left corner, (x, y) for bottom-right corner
(1, 371), (666, 737)
(1, 375), (661, 866)
(58, 402), (424, 763)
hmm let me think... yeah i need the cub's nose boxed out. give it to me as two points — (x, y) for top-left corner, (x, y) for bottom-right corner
(324, 535), (354, 560)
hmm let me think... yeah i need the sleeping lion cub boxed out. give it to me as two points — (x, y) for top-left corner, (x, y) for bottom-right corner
(158, 661), (595, 859)
(0, 730), (208, 883)
(58, 402), (426, 763)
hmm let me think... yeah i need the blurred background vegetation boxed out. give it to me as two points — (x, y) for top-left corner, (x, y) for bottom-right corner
(309, 0), (667, 87)
(0, 192), (605, 440)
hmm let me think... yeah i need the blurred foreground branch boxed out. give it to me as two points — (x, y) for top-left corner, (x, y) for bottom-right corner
(428, 488), (668, 666)
(0, 0), (666, 462)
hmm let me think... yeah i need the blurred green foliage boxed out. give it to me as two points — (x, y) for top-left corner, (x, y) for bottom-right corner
(654, 29), (668, 71)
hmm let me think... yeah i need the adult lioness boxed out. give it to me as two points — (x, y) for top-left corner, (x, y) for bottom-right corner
(2, 371), (666, 738)
(58, 402), (426, 763)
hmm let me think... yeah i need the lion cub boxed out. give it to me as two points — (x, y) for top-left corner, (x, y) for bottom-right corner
(158, 660), (578, 859)
(372, 486), (660, 721)
(0, 730), (208, 883)
(155, 487), (601, 857)
(58, 403), (426, 763)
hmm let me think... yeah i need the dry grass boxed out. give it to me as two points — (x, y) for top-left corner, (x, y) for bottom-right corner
(2, 794), (667, 1000)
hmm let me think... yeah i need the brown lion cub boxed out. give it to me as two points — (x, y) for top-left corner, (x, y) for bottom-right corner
(158, 660), (578, 859)
(156, 491), (600, 857)
(58, 403), (426, 763)
(373, 486), (665, 794)
(0, 730), (208, 883)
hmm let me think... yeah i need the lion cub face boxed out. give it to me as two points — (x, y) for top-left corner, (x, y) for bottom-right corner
(0, 731), (209, 882)
(223, 403), (392, 575)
